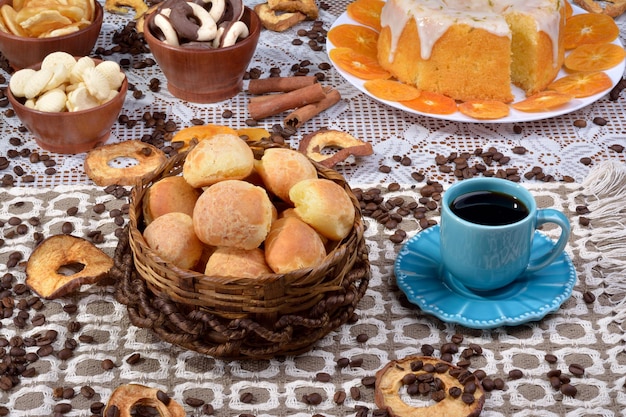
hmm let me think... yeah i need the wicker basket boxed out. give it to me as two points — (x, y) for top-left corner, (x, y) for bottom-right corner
(113, 140), (370, 359)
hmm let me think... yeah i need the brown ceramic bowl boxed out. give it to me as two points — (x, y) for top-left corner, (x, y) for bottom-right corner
(144, 7), (261, 103)
(0, 0), (103, 70)
(7, 58), (128, 154)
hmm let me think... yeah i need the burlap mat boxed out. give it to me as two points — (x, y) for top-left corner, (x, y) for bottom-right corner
(0, 163), (625, 416)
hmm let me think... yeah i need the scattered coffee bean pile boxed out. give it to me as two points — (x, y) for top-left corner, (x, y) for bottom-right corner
(354, 182), (441, 243)
(290, 4), (330, 52)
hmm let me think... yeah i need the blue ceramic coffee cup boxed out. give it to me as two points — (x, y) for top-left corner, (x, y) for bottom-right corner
(440, 177), (570, 292)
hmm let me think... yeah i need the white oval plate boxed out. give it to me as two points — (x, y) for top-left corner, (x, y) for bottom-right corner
(327, 4), (626, 123)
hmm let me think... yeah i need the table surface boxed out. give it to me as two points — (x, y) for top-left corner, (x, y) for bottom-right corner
(0, 0), (625, 188)
(1, 1), (626, 416)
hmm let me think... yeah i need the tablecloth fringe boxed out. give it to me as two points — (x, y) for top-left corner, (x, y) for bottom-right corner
(579, 160), (626, 331)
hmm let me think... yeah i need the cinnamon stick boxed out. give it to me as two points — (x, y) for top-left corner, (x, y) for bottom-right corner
(248, 83), (327, 120)
(248, 76), (318, 94)
(284, 87), (342, 128)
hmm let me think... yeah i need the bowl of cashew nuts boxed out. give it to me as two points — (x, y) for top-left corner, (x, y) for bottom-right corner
(143, 0), (261, 103)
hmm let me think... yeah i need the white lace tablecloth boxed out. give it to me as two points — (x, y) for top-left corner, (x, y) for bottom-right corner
(0, 163), (625, 416)
(0, 1), (625, 188)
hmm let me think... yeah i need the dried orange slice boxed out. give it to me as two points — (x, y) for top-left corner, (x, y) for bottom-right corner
(400, 91), (457, 115)
(511, 91), (573, 112)
(563, 13), (619, 49)
(548, 71), (613, 98)
(364, 79), (420, 101)
(564, 43), (626, 72)
(236, 127), (271, 141)
(458, 100), (510, 119)
(171, 124), (238, 151)
(346, 0), (384, 31)
(328, 24), (379, 59)
(329, 47), (391, 80)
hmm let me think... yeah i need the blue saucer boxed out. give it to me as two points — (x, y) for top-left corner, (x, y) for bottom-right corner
(394, 225), (577, 329)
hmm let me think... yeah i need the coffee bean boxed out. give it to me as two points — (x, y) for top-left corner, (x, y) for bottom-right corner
(356, 333), (368, 343)
(53, 403), (72, 414)
(156, 390), (170, 405)
(90, 402), (105, 414)
(583, 291), (596, 304)
(609, 144), (624, 153)
(201, 403), (214, 415)
(550, 375), (562, 389)
(105, 404), (120, 417)
(576, 205), (591, 215)
(592, 117), (607, 126)
(350, 357), (364, 367)
(57, 348), (73, 360)
(62, 387), (75, 399)
(126, 352), (142, 365)
(569, 364), (585, 376)
(508, 369), (523, 380)
(101, 359), (116, 370)
(473, 370), (487, 381)
(61, 222), (74, 234)
(573, 119), (587, 128)
(359, 376), (375, 388)
(560, 383), (577, 397)
(421, 344), (435, 356)
(316, 372), (331, 382)
(37, 345), (54, 357)
(468, 343), (483, 355)
(333, 390), (346, 405)
(350, 386), (361, 400)
(461, 392), (475, 404)
(544, 354), (558, 364)
(336, 357), (350, 368)
(580, 157), (592, 165)
(93, 204), (106, 214)
(493, 378), (505, 390)
(185, 397), (205, 407)
(240, 392), (254, 404)
(303, 392), (322, 405)
(81, 386), (96, 399)
(482, 377), (496, 392)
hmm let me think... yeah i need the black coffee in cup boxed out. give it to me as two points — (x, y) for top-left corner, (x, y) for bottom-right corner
(450, 190), (529, 226)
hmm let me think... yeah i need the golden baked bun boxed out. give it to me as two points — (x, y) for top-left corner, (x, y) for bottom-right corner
(204, 247), (272, 277)
(193, 180), (274, 250)
(264, 216), (327, 273)
(289, 178), (355, 241)
(255, 148), (318, 203)
(143, 212), (204, 270)
(182, 133), (254, 188)
(142, 175), (201, 224)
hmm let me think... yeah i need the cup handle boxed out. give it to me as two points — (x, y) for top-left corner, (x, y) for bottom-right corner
(526, 209), (571, 272)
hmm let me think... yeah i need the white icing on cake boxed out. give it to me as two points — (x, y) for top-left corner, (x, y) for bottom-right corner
(381, 0), (563, 62)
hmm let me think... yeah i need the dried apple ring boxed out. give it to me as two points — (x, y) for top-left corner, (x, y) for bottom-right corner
(25, 235), (114, 299)
(298, 128), (373, 168)
(375, 355), (485, 417)
(104, 384), (185, 417)
(84, 140), (167, 186)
